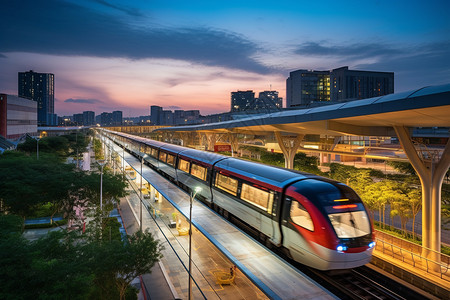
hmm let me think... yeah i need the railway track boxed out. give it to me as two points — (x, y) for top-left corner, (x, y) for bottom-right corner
(297, 264), (428, 300)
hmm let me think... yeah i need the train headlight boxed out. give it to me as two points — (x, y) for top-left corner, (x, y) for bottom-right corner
(368, 242), (376, 248)
(336, 245), (348, 253)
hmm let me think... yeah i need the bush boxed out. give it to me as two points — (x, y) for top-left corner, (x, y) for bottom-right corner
(102, 217), (122, 242)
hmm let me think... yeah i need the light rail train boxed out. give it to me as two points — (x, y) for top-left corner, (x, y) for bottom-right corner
(102, 129), (375, 270)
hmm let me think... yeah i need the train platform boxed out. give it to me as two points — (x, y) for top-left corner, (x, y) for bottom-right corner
(111, 141), (336, 299)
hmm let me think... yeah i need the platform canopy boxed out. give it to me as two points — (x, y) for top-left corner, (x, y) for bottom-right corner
(156, 84), (450, 137)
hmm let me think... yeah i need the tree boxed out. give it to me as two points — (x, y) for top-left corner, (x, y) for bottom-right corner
(408, 188), (422, 239)
(0, 220), (162, 300)
(0, 151), (127, 226)
(293, 152), (322, 174)
(387, 161), (417, 176)
(89, 230), (163, 300)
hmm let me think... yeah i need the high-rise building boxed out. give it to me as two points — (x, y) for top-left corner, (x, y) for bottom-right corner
(330, 66), (394, 101)
(286, 67), (394, 108)
(100, 112), (113, 126)
(83, 111), (95, 126)
(112, 111), (123, 126)
(73, 113), (83, 125)
(257, 91), (283, 110)
(231, 90), (255, 112)
(150, 105), (163, 125)
(286, 69), (330, 108)
(18, 70), (55, 126)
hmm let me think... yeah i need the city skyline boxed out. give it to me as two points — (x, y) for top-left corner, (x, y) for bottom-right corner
(1, 0), (449, 117)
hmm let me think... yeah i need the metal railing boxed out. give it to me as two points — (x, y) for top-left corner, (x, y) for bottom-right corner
(375, 230), (450, 282)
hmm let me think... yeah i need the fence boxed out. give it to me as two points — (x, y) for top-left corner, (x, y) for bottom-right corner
(375, 230), (450, 282)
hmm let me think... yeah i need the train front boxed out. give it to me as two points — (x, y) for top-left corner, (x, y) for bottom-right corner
(284, 179), (375, 270)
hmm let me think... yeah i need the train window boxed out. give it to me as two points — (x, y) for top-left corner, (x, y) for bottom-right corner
(290, 201), (314, 231)
(159, 152), (167, 162)
(179, 159), (190, 172)
(215, 173), (238, 196)
(166, 154), (175, 166)
(191, 163), (206, 181)
(151, 148), (158, 157)
(240, 183), (273, 213)
(143, 145), (150, 155)
(328, 210), (370, 238)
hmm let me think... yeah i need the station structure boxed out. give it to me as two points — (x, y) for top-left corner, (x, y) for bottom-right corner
(152, 84), (450, 265)
(102, 84), (450, 268)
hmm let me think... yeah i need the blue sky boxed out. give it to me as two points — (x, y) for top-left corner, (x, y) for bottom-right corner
(1, 0), (449, 116)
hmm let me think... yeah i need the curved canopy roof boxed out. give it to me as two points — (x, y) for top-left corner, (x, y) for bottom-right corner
(156, 84), (450, 136)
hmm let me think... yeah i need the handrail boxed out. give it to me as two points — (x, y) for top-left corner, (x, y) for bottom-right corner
(375, 231), (450, 282)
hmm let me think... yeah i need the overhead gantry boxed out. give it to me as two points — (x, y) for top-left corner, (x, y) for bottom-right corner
(153, 84), (450, 263)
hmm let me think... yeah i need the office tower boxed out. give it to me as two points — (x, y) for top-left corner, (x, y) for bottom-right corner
(286, 69), (330, 108)
(258, 91), (283, 110)
(18, 70), (55, 126)
(231, 90), (255, 112)
(83, 111), (95, 126)
(330, 66), (394, 101)
(100, 112), (113, 126)
(112, 111), (123, 125)
(150, 105), (163, 125)
(73, 113), (83, 125)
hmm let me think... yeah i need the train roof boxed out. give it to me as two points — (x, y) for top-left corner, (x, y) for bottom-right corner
(178, 149), (228, 165)
(159, 143), (188, 153)
(215, 157), (311, 188)
(143, 139), (166, 148)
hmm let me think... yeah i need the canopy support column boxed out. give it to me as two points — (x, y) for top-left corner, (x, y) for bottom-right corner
(228, 133), (239, 157)
(204, 133), (217, 151)
(275, 132), (304, 169)
(394, 126), (450, 268)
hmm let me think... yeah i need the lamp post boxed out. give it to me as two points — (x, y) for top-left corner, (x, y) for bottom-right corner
(189, 186), (202, 300)
(98, 160), (106, 214)
(35, 137), (40, 160)
(140, 156), (143, 232)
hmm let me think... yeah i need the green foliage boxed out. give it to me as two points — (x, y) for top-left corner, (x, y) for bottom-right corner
(387, 161), (417, 176)
(102, 217), (122, 242)
(0, 150), (127, 222)
(0, 214), (23, 237)
(28, 202), (56, 218)
(16, 133), (90, 159)
(94, 138), (104, 159)
(293, 152), (322, 174)
(0, 151), (74, 219)
(0, 219), (162, 300)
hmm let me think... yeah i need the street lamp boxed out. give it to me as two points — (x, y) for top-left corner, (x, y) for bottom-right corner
(35, 137), (40, 160)
(98, 160), (106, 213)
(140, 156), (143, 232)
(189, 186), (202, 300)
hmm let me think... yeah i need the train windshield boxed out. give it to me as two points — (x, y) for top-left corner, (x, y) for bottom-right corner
(328, 210), (370, 238)
(291, 180), (371, 239)
(325, 184), (371, 238)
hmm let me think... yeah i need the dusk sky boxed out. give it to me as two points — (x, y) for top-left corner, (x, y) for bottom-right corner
(1, 0), (449, 117)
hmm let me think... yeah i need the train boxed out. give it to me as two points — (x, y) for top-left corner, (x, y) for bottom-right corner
(101, 129), (375, 270)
